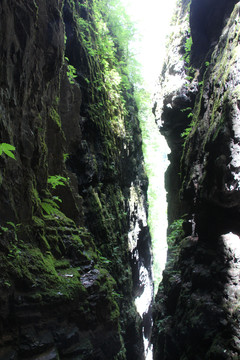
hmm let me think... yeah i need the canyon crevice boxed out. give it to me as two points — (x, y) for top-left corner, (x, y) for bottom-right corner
(1, 0), (240, 359)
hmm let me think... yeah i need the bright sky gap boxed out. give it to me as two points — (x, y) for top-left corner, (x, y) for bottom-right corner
(122, 1), (177, 358)
(121, 0), (177, 290)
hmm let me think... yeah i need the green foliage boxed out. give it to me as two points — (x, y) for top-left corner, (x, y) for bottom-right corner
(0, 225), (9, 233)
(167, 218), (185, 247)
(65, 57), (77, 84)
(0, 222), (20, 236)
(40, 175), (68, 215)
(41, 196), (62, 215)
(111, 289), (123, 299)
(65, 0), (142, 139)
(49, 107), (61, 128)
(6, 221), (21, 232)
(180, 106), (194, 138)
(0, 143), (16, 159)
(185, 75), (193, 81)
(181, 107), (192, 113)
(181, 120), (195, 139)
(47, 175), (68, 189)
(63, 153), (69, 162)
(183, 36), (192, 64)
(7, 244), (22, 259)
(99, 255), (112, 265)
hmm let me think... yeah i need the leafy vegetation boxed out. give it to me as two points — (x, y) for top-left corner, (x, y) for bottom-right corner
(41, 196), (62, 216)
(48, 175), (69, 189)
(183, 36), (192, 65)
(181, 118), (195, 139)
(0, 143), (16, 159)
(65, 0), (143, 138)
(41, 175), (68, 215)
(65, 57), (78, 84)
(167, 218), (185, 248)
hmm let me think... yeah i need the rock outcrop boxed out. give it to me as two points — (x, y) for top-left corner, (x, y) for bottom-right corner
(0, 1), (151, 359)
(153, 0), (240, 359)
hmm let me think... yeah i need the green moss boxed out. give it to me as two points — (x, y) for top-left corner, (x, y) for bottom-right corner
(2, 210), (106, 303)
(32, 215), (45, 228)
(180, 5), (240, 193)
(6, 245), (88, 301)
(54, 258), (71, 269)
(93, 267), (121, 326)
(109, 301), (120, 323)
(71, 233), (83, 247)
(30, 185), (42, 215)
(54, 96), (60, 106)
(92, 188), (102, 210)
(33, 0), (39, 20)
(39, 233), (51, 251)
(49, 107), (61, 128)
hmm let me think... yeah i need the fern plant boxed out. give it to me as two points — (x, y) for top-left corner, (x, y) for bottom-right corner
(65, 57), (77, 84)
(41, 175), (68, 215)
(41, 196), (62, 215)
(47, 175), (68, 189)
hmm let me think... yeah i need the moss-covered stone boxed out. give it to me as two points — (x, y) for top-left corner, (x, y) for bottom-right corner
(0, 0), (149, 358)
(153, 1), (240, 359)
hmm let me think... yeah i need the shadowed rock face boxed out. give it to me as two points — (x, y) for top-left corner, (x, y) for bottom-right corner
(190, 0), (237, 64)
(153, 1), (240, 359)
(0, 1), (151, 359)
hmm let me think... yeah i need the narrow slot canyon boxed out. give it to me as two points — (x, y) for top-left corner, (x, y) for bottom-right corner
(0, 1), (240, 360)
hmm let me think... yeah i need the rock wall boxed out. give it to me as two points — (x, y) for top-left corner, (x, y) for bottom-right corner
(153, 0), (240, 359)
(0, 1), (151, 359)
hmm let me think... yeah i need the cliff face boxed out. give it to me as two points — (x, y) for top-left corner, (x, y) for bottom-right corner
(153, 0), (240, 359)
(0, 1), (151, 359)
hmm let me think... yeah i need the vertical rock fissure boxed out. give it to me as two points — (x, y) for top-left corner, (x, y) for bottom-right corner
(127, 180), (153, 359)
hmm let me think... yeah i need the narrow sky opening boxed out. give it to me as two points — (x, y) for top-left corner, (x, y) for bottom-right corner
(122, 0), (177, 289)
(122, 1), (177, 359)
(122, 0), (177, 91)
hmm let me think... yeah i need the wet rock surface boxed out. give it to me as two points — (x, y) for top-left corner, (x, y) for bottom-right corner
(153, 1), (240, 359)
(0, 0), (151, 358)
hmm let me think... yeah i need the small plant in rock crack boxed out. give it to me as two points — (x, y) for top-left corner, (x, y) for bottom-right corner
(181, 107), (192, 113)
(47, 175), (69, 189)
(41, 196), (62, 215)
(181, 118), (195, 139)
(7, 244), (22, 259)
(167, 218), (185, 248)
(99, 255), (112, 265)
(183, 36), (193, 65)
(0, 143), (16, 159)
(185, 75), (193, 81)
(65, 57), (77, 84)
(181, 107), (193, 118)
(63, 153), (69, 162)
(41, 175), (68, 215)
